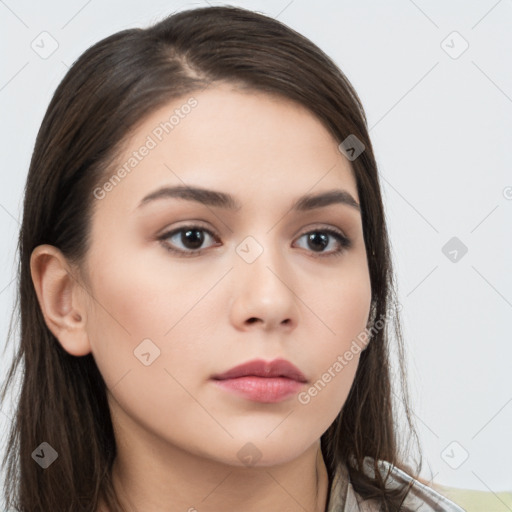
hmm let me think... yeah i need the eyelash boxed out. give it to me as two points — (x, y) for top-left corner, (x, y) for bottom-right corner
(157, 223), (352, 259)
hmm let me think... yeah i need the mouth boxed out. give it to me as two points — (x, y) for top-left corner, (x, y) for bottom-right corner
(210, 358), (308, 403)
(211, 376), (305, 403)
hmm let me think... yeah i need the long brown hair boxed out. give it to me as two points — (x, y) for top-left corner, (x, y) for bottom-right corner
(1, 5), (422, 511)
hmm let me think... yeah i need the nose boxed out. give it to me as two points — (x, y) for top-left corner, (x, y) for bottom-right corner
(228, 239), (299, 332)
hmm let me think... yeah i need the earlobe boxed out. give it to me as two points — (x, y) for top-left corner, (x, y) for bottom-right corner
(30, 244), (92, 356)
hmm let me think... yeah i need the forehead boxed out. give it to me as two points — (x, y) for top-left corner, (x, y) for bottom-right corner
(96, 83), (359, 211)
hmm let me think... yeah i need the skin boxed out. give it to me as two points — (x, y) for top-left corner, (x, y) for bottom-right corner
(31, 83), (372, 512)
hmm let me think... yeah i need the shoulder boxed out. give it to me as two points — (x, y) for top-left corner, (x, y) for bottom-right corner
(327, 457), (466, 512)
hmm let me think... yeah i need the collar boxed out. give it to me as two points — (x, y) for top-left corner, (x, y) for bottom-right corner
(325, 457), (465, 512)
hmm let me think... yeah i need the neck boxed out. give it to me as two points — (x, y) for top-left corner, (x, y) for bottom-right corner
(99, 437), (329, 512)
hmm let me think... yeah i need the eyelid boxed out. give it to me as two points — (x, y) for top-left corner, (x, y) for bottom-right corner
(296, 223), (347, 238)
(156, 220), (216, 238)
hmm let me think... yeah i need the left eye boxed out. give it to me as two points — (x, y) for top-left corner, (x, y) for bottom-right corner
(294, 228), (351, 256)
(158, 226), (351, 258)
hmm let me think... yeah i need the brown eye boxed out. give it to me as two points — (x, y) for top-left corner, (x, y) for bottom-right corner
(158, 225), (219, 257)
(294, 228), (352, 258)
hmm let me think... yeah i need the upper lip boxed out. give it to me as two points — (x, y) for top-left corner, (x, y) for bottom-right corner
(211, 358), (308, 383)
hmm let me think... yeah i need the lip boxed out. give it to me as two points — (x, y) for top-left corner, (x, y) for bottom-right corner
(211, 358), (308, 382)
(210, 358), (308, 403)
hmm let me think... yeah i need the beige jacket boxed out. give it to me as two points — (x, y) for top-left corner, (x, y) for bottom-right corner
(326, 457), (466, 511)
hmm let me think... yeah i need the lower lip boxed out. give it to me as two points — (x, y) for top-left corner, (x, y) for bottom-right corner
(211, 376), (305, 403)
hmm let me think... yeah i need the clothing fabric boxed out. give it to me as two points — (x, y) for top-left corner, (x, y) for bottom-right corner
(326, 457), (466, 511)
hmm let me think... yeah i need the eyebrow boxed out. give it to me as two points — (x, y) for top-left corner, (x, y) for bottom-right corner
(137, 185), (360, 213)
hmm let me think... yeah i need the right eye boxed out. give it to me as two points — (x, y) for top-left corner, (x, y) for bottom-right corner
(158, 225), (220, 257)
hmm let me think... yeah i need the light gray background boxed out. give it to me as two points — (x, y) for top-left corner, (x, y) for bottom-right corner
(1, 0), (511, 497)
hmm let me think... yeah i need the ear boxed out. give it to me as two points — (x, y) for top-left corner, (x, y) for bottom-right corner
(30, 244), (92, 356)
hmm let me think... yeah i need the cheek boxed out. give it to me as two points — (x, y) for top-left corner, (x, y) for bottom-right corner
(297, 352), (360, 430)
(84, 254), (211, 443)
(83, 249), (186, 388)
(297, 261), (371, 416)
(295, 307), (366, 435)
(332, 253), (372, 325)
(87, 245), (197, 339)
(307, 254), (372, 354)
(84, 240), (224, 400)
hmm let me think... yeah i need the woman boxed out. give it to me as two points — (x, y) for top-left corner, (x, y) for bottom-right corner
(1, 6), (464, 511)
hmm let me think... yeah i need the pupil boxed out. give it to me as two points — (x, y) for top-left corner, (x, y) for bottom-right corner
(182, 229), (204, 249)
(308, 232), (327, 251)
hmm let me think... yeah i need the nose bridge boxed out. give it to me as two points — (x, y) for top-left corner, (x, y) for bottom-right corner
(231, 229), (298, 327)
(235, 230), (285, 284)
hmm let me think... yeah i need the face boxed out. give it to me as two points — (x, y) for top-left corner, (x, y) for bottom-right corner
(82, 83), (372, 467)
